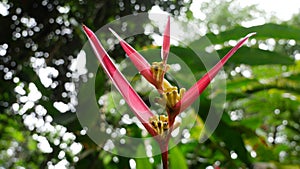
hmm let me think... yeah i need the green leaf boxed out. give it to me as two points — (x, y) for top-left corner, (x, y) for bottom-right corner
(214, 121), (252, 167)
(227, 78), (260, 92)
(27, 138), (38, 151)
(217, 47), (294, 65)
(169, 46), (293, 79)
(170, 46), (206, 73)
(5, 126), (24, 142)
(135, 145), (152, 169)
(205, 23), (300, 43)
(169, 146), (188, 169)
(239, 116), (262, 130)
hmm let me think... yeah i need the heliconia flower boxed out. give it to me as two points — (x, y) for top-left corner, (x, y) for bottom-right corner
(109, 16), (172, 92)
(82, 19), (255, 169)
(109, 19), (255, 125)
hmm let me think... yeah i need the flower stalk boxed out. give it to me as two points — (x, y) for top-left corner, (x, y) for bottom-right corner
(83, 17), (255, 169)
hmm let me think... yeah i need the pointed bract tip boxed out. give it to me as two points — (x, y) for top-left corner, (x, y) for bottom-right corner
(161, 15), (171, 62)
(82, 24), (93, 38)
(165, 16), (170, 33)
(246, 32), (256, 38)
(109, 28), (124, 41)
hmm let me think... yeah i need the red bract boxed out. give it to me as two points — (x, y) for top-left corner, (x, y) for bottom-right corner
(83, 18), (255, 169)
(108, 28), (156, 86)
(172, 32), (256, 120)
(82, 25), (157, 137)
(161, 16), (171, 63)
(160, 16), (171, 87)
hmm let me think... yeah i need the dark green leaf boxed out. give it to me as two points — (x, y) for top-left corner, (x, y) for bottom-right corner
(169, 146), (188, 169)
(206, 23), (300, 43)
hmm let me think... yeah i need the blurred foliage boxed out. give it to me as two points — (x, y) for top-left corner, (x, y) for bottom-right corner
(0, 0), (300, 169)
